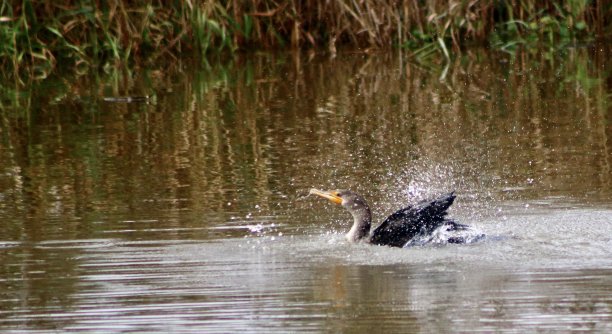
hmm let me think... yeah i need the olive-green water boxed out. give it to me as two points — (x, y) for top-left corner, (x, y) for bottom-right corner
(1, 48), (611, 333)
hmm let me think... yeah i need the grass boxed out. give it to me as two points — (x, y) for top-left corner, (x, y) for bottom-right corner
(0, 1), (610, 80)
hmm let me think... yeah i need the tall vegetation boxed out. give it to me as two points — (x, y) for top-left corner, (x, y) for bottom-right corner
(1, 1), (610, 79)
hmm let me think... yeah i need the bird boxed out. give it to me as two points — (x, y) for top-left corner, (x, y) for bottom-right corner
(309, 188), (483, 248)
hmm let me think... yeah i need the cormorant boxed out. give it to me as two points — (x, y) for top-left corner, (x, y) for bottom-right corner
(309, 189), (483, 247)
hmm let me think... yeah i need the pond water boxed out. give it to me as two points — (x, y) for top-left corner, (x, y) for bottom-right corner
(1, 48), (611, 332)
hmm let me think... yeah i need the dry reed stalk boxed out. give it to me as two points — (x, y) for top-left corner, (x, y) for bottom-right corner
(0, 0), (610, 79)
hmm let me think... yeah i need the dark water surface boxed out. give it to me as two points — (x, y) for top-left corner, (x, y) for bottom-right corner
(1, 48), (611, 332)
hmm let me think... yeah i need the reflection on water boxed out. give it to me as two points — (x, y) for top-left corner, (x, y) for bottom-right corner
(0, 48), (611, 332)
(1, 232), (611, 332)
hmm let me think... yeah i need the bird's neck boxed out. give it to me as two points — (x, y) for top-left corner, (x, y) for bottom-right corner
(346, 206), (372, 243)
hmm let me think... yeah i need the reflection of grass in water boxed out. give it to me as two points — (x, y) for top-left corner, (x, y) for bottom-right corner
(0, 49), (610, 240)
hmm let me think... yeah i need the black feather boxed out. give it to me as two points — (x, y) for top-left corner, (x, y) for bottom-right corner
(370, 192), (456, 247)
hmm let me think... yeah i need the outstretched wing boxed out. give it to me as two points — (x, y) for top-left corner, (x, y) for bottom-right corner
(370, 192), (456, 247)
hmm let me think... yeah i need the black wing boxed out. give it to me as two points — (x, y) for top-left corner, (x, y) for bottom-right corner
(369, 192), (457, 247)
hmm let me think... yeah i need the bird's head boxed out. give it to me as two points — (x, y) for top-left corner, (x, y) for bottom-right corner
(309, 188), (373, 242)
(309, 189), (369, 213)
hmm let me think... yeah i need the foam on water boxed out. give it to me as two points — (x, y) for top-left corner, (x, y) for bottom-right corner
(242, 205), (612, 270)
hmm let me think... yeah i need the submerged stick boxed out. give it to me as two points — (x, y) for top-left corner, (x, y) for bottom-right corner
(103, 95), (151, 103)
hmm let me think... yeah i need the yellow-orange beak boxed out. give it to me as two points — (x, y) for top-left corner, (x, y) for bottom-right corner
(309, 188), (343, 205)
